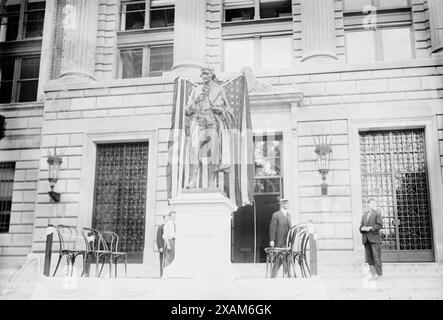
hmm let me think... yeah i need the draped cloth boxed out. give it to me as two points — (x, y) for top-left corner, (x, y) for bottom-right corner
(166, 75), (254, 207)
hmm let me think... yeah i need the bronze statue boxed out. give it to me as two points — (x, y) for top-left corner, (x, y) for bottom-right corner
(167, 66), (254, 206)
(185, 67), (235, 188)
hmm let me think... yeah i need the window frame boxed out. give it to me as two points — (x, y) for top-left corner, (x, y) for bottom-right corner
(343, 0), (415, 63)
(0, 0), (45, 42)
(222, 34), (293, 72)
(117, 43), (173, 79)
(117, 0), (174, 79)
(223, 0), (292, 24)
(0, 53), (40, 103)
(119, 0), (175, 32)
(253, 133), (284, 196)
(343, 0), (411, 13)
(0, 0), (44, 103)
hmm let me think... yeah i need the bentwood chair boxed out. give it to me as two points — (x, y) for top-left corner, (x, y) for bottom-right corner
(53, 225), (86, 277)
(81, 228), (112, 277)
(101, 231), (128, 277)
(287, 225), (311, 278)
(264, 246), (291, 278)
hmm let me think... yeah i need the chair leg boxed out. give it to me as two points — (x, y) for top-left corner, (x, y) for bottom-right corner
(108, 255), (112, 278)
(98, 255), (106, 277)
(300, 259), (306, 278)
(115, 258), (118, 278)
(304, 256), (311, 275)
(53, 254), (63, 277)
(65, 255), (71, 275)
(95, 254), (100, 277)
(124, 255), (128, 277)
(82, 254), (91, 277)
(81, 254), (86, 277)
(70, 255), (76, 277)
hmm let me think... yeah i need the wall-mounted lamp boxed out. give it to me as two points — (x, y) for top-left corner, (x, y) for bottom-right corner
(313, 135), (333, 196)
(47, 148), (63, 203)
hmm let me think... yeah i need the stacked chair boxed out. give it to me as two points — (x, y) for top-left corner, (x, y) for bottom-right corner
(52, 225), (127, 278)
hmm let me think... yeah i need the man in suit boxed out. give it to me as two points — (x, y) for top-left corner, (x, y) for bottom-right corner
(163, 211), (177, 270)
(156, 215), (167, 277)
(360, 198), (383, 280)
(269, 198), (292, 278)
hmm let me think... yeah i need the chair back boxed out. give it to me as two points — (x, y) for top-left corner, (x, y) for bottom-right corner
(55, 225), (82, 252)
(101, 231), (120, 253)
(81, 228), (108, 253)
(287, 224), (310, 254)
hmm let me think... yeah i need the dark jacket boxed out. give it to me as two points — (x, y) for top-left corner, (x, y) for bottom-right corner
(360, 210), (383, 244)
(156, 224), (165, 251)
(269, 210), (292, 247)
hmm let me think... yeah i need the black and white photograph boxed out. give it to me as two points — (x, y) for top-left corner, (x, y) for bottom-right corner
(0, 0), (443, 304)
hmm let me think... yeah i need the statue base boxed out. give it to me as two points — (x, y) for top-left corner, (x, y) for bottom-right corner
(163, 191), (240, 279)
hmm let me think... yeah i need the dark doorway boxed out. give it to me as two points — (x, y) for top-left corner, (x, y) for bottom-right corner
(232, 133), (283, 263)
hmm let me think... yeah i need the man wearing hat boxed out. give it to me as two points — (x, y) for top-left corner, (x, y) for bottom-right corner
(269, 198), (292, 277)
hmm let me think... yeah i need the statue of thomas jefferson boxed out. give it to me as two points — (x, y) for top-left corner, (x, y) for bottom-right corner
(185, 66), (235, 189)
(167, 66), (254, 206)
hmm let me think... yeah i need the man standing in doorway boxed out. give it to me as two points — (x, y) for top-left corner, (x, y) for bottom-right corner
(360, 198), (383, 280)
(163, 211), (176, 271)
(269, 198), (292, 278)
(156, 215), (168, 277)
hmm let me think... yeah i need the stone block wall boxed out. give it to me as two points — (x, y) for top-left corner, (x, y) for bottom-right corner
(0, 102), (43, 258)
(31, 78), (174, 254)
(95, 0), (119, 81)
(297, 119), (352, 250)
(254, 60), (443, 251)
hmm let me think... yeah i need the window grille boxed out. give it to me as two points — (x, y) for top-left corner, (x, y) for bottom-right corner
(92, 142), (149, 263)
(0, 162), (15, 233)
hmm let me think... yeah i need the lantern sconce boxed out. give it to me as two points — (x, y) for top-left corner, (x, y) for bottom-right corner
(313, 135), (333, 196)
(47, 148), (63, 203)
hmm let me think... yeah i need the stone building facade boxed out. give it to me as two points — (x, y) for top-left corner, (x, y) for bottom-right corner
(1, 0), (443, 275)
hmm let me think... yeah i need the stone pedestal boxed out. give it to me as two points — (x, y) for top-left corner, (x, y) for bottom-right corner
(163, 191), (240, 279)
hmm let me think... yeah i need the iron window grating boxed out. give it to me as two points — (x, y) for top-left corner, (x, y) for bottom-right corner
(0, 162), (15, 233)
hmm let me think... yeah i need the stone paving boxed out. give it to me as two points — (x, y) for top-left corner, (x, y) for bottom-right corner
(1, 262), (443, 300)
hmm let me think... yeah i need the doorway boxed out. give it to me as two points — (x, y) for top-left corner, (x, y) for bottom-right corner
(232, 133), (283, 263)
(359, 129), (434, 262)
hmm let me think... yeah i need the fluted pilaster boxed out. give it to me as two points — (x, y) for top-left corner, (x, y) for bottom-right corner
(172, 0), (207, 77)
(300, 0), (337, 62)
(60, 0), (99, 79)
(428, 0), (443, 56)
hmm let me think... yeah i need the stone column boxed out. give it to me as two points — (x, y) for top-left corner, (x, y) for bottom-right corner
(427, 0), (443, 56)
(171, 0), (207, 78)
(37, 0), (57, 100)
(300, 0), (338, 62)
(60, 0), (99, 80)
